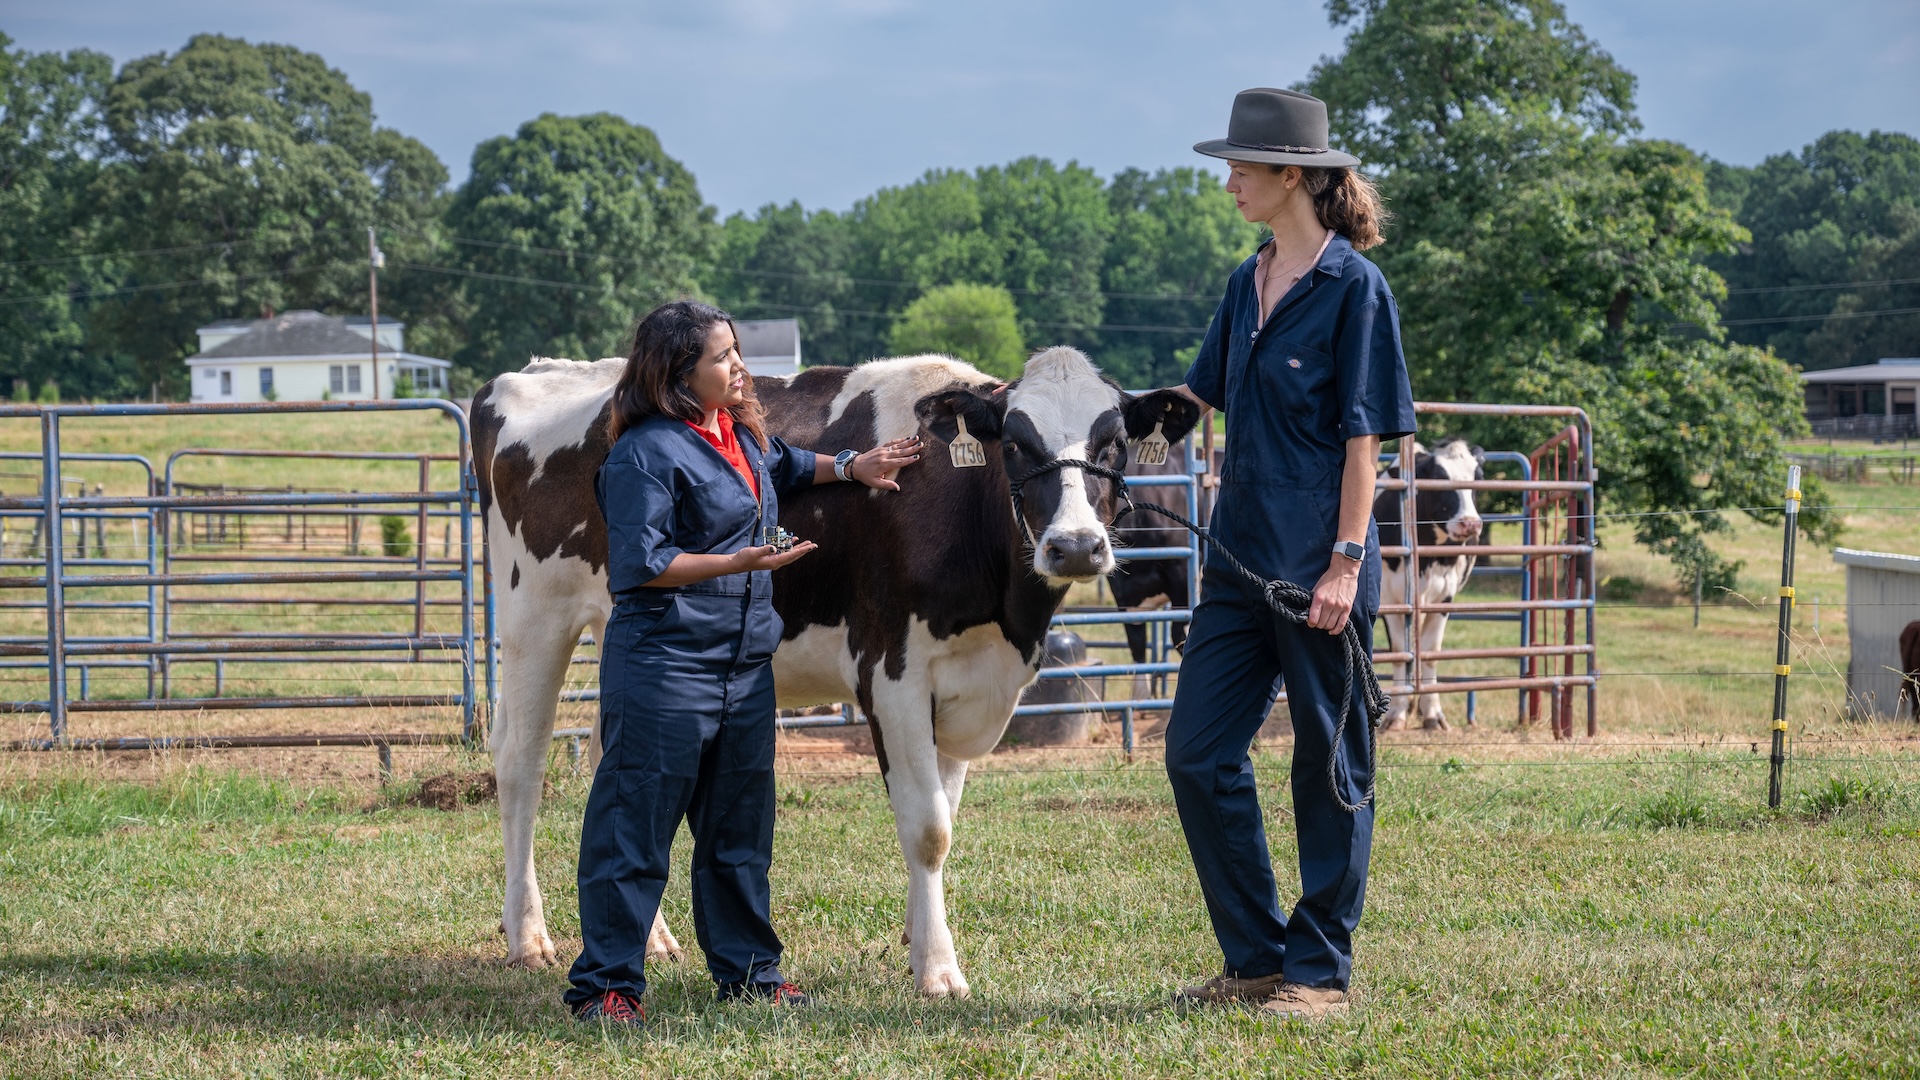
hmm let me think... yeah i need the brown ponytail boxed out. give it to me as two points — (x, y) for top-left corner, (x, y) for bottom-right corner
(1289, 166), (1389, 251)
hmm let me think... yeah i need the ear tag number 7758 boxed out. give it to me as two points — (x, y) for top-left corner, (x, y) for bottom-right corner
(1134, 421), (1170, 467)
(949, 415), (987, 468)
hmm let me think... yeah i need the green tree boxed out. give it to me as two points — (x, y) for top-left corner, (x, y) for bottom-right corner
(446, 113), (714, 374)
(887, 282), (1026, 378)
(89, 34), (447, 396)
(708, 201), (856, 362)
(0, 35), (118, 397)
(1099, 167), (1261, 387)
(1305, 0), (1834, 582)
(1710, 130), (1920, 369)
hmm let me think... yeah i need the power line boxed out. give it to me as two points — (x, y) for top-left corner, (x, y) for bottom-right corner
(1723, 276), (1920, 295)
(0, 260), (362, 307)
(1721, 305), (1920, 327)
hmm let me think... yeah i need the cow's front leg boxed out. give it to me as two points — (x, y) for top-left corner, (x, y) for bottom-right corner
(1416, 611), (1452, 731)
(492, 611), (582, 969)
(873, 686), (970, 998)
(1380, 611), (1412, 731)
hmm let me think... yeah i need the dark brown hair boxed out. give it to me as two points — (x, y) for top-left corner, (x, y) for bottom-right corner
(607, 300), (767, 447)
(1276, 165), (1389, 251)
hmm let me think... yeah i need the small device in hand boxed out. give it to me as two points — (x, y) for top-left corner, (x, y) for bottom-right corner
(764, 526), (798, 553)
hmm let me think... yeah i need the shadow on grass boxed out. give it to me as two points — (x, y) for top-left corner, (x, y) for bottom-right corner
(0, 948), (1179, 1044)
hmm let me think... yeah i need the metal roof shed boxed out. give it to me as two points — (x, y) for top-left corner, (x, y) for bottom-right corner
(1833, 547), (1920, 718)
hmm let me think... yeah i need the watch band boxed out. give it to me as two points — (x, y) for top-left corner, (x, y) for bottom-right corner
(834, 449), (857, 482)
(1333, 540), (1365, 562)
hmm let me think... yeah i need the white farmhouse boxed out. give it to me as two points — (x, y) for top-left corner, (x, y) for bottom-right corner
(186, 311), (452, 402)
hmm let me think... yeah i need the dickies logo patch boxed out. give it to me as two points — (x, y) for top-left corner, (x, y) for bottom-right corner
(1287, 357), (1302, 368)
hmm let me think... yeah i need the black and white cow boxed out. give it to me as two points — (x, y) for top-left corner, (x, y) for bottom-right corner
(1371, 438), (1485, 731)
(472, 347), (1199, 997)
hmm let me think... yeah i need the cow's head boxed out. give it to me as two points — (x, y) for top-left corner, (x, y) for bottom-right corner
(1416, 438), (1486, 543)
(916, 347), (1202, 584)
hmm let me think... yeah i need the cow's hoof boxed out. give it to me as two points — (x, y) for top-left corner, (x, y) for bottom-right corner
(1420, 715), (1452, 732)
(505, 930), (557, 969)
(917, 967), (971, 999)
(1380, 710), (1408, 732)
(646, 923), (685, 963)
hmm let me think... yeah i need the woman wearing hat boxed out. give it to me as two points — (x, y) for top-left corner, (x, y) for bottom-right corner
(1165, 87), (1416, 1019)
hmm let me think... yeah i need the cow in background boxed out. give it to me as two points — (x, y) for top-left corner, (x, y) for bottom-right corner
(1373, 438), (1486, 730)
(1900, 620), (1920, 721)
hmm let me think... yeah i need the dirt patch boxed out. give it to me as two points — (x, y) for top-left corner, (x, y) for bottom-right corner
(409, 771), (542, 811)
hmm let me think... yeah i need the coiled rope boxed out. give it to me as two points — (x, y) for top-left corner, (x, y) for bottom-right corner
(1010, 457), (1390, 812)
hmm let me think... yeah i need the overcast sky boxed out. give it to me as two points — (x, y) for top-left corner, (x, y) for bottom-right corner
(6, 0), (1916, 216)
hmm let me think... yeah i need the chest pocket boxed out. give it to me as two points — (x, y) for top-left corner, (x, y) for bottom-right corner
(677, 475), (758, 552)
(1256, 335), (1335, 422)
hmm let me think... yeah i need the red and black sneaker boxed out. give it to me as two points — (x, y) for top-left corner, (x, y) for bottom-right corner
(766, 982), (811, 1007)
(719, 980), (812, 1007)
(572, 989), (645, 1026)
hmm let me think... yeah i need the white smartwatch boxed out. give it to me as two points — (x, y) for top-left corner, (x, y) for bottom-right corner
(833, 449), (858, 482)
(1333, 540), (1365, 563)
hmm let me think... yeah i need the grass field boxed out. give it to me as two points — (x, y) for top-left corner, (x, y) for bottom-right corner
(1, 412), (1918, 1075)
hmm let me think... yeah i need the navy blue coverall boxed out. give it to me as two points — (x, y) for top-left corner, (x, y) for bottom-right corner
(563, 414), (816, 1007)
(1167, 233), (1416, 990)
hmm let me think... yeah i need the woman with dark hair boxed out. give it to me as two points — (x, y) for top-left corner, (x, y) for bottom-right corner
(1164, 88), (1416, 1019)
(565, 300), (921, 1024)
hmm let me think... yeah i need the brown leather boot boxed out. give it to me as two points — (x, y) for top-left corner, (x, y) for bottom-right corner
(1173, 970), (1288, 1004)
(1258, 982), (1350, 1019)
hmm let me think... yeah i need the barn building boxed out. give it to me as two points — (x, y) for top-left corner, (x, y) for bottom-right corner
(736, 319), (802, 377)
(1800, 358), (1920, 440)
(187, 311), (452, 402)
(1833, 547), (1920, 719)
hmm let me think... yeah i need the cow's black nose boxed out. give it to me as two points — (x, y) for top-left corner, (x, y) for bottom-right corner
(1043, 531), (1110, 575)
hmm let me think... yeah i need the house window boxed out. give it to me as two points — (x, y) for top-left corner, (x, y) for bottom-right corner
(259, 368), (274, 397)
(1894, 387), (1916, 417)
(346, 365), (362, 393)
(330, 365), (344, 393)
(219, 371), (232, 396)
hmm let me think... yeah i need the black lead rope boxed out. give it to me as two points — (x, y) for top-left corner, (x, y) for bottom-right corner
(1010, 458), (1391, 813)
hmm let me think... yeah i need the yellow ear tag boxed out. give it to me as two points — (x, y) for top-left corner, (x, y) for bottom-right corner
(949, 415), (987, 468)
(1134, 421), (1170, 467)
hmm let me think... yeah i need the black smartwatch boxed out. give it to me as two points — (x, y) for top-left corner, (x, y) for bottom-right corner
(833, 449), (858, 482)
(1333, 540), (1365, 563)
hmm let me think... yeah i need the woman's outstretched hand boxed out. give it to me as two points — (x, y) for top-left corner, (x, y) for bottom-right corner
(850, 438), (923, 491)
(730, 541), (817, 573)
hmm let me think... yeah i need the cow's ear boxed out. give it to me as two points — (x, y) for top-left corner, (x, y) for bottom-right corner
(1123, 388), (1203, 445)
(915, 386), (1006, 443)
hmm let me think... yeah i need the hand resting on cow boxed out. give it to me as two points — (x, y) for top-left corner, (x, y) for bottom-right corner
(475, 329), (1200, 999)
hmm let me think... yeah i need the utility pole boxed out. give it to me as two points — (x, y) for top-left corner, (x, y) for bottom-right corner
(368, 226), (385, 400)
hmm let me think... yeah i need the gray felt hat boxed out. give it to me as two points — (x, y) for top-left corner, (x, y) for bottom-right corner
(1194, 87), (1361, 169)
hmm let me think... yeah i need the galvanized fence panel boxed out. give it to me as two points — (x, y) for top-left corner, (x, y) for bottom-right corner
(0, 400), (480, 750)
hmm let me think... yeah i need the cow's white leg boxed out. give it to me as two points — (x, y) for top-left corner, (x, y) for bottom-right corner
(493, 607), (581, 970)
(1416, 612), (1451, 731)
(873, 681), (970, 999)
(938, 752), (969, 817)
(1380, 609), (1412, 730)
